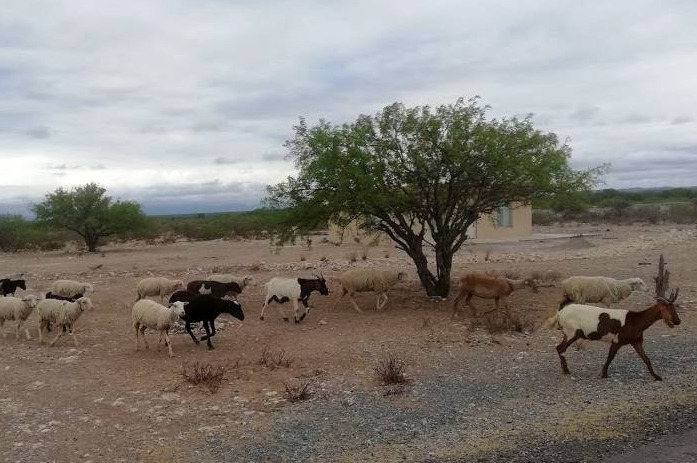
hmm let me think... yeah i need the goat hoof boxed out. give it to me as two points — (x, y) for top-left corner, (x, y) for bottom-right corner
(259, 316), (264, 321)
(283, 317), (289, 322)
(294, 319), (300, 324)
(654, 375), (663, 381)
(194, 339), (200, 344)
(207, 345), (214, 350)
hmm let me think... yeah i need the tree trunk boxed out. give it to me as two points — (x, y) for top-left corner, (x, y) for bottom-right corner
(406, 241), (453, 298)
(85, 234), (100, 253)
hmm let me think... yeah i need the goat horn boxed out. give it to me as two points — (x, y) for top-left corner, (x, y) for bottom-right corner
(669, 287), (680, 303)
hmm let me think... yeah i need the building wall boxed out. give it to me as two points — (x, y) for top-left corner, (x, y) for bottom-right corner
(473, 203), (532, 240)
(327, 202), (532, 243)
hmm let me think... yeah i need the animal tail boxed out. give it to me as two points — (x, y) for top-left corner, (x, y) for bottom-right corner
(546, 312), (560, 330)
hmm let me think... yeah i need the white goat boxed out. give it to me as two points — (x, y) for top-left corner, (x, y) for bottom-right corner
(136, 277), (185, 303)
(559, 276), (648, 310)
(0, 295), (38, 340)
(37, 297), (94, 346)
(332, 269), (407, 312)
(207, 274), (256, 291)
(132, 300), (187, 357)
(50, 280), (95, 298)
(260, 276), (329, 323)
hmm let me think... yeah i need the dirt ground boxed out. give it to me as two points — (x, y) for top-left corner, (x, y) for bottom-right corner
(1, 223), (697, 462)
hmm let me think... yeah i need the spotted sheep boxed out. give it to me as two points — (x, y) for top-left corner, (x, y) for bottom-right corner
(547, 287), (680, 381)
(260, 275), (329, 323)
(451, 273), (538, 317)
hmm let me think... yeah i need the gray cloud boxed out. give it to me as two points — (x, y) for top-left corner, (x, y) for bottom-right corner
(1, 0), (696, 215)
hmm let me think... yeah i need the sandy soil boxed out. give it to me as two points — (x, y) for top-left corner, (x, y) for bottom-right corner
(1, 223), (696, 462)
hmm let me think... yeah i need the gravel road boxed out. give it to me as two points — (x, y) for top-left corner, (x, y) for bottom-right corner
(202, 328), (697, 463)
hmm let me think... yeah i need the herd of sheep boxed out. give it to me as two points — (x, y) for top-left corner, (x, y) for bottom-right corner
(0, 268), (683, 380)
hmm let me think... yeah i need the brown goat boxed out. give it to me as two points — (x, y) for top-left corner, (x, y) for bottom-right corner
(548, 288), (680, 380)
(451, 273), (538, 318)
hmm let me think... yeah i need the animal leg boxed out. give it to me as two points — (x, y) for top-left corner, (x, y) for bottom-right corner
(556, 331), (583, 374)
(348, 293), (363, 314)
(601, 342), (622, 378)
(38, 322), (44, 344)
(202, 320), (213, 350)
(72, 328), (79, 347)
(377, 293), (388, 311)
(293, 299), (300, 323)
(260, 297), (275, 321)
(299, 299), (310, 322)
(451, 290), (465, 318)
(49, 328), (64, 347)
(185, 320), (199, 344)
(631, 340), (662, 381)
(0, 319), (5, 338)
(134, 324), (140, 351)
(465, 294), (478, 316)
(164, 331), (174, 358)
(331, 288), (347, 311)
(20, 320), (31, 340)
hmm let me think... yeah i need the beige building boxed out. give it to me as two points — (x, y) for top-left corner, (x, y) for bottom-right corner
(328, 202), (532, 243)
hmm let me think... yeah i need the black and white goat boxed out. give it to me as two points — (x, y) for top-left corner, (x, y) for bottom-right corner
(179, 294), (244, 350)
(1, 279), (26, 297)
(260, 275), (329, 323)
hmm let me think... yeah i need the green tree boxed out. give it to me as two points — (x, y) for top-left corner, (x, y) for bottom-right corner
(33, 183), (146, 252)
(267, 98), (604, 297)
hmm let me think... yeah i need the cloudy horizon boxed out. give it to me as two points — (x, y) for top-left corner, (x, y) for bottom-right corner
(1, 0), (696, 216)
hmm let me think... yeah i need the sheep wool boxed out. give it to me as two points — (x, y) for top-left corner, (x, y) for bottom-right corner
(560, 276), (647, 309)
(37, 297), (94, 346)
(51, 280), (95, 298)
(136, 277), (185, 302)
(0, 295), (38, 340)
(334, 269), (406, 312)
(132, 299), (186, 357)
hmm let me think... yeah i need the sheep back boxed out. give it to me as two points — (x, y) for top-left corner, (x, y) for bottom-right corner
(51, 280), (94, 298)
(0, 296), (38, 321)
(561, 276), (632, 304)
(338, 269), (403, 293)
(132, 299), (181, 331)
(137, 277), (184, 299)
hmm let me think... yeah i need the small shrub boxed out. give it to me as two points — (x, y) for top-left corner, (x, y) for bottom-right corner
(181, 361), (226, 393)
(421, 316), (431, 329)
(249, 263), (262, 272)
(347, 251), (358, 263)
(299, 254), (307, 262)
(375, 354), (408, 385)
(530, 270), (562, 283)
(484, 249), (492, 262)
(532, 209), (555, 225)
(258, 347), (294, 370)
(501, 270), (521, 280)
(319, 256), (328, 262)
(469, 310), (534, 335)
(284, 380), (313, 402)
(361, 247), (369, 260)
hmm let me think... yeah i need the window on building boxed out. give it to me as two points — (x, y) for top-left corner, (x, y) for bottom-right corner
(497, 205), (513, 228)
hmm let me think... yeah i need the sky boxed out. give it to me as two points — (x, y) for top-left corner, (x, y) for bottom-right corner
(1, 0), (696, 216)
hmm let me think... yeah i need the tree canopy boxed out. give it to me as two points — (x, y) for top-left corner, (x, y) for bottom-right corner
(33, 183), (146, 252)
(267, 98), (604, 297)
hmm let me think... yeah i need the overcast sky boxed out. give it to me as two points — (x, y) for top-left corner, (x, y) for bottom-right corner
(1, 0), (696, 215)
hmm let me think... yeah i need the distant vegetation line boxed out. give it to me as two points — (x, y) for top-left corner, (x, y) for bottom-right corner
(2, 188), (697, 252)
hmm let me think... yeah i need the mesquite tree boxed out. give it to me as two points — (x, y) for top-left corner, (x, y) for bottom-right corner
(267, 98), (604, 297)
(33, 183), (146, 252)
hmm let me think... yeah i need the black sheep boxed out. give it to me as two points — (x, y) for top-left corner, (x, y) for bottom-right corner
(1, 279), (26, 296)
(169, 290), (196, 304)
(180, 294), (244, 350)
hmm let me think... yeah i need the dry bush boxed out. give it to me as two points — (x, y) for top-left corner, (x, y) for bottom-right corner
(258, 347), (294, 370)
(347, 251), (358, 263)
(249, 263), (262, 272)
(530, 270), (562, 283)
(320, 256), (328, 262)
(181, 361), (226, 393)
(299, 254), (307, 262)
(484, 248), (492, 261)
(501, 270), (522, 280)
(361, 247), (369, 260)
(469, 310), (535, 335)
(375, 354), (408, 385)
(284, 380), (313, 402)
(421, 316), (431, 329)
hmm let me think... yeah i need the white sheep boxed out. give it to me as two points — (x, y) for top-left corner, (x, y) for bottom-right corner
(559, 276), (648, 310)
(50, 280), (95, 298)
(136, 277), (185, 303)
(37, 297), (94, 346)
(332, 269), (407, 312)
(0, 295), (39, 340)
(207, 274), (256, 291)
(132, 299), (187, 357)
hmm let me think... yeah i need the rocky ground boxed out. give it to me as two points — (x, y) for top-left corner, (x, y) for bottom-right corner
(1, 223), (696, 462)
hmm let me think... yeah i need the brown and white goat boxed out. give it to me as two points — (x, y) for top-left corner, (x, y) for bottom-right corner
(451, 273), (538, 318)
(547, 288), (680, 381)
